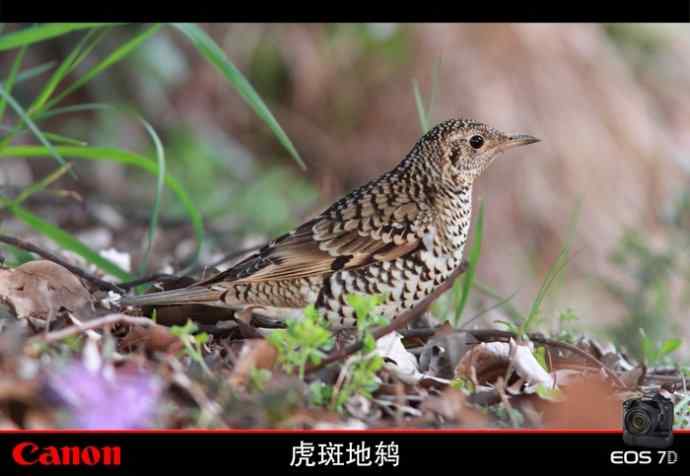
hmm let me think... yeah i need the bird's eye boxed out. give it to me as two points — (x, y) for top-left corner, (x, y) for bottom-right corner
(469, 135), (484, 149)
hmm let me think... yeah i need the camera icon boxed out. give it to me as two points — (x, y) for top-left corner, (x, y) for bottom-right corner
(623, 393), (674, 449)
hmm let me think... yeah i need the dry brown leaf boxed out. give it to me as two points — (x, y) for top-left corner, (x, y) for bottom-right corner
(119, 324), (183, 354)
(538, 376), (623, 428)
(456, 339), (554, 389)
(228, 339), (278, 387)
(0, 260), (92, 321)
(456, 341), (511, 385)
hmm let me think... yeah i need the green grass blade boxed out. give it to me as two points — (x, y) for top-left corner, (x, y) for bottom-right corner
(3, 162), (73, 208)
(0, 83), (68, 170)
(0, 46), (27, 124)
(15, 61), (57, 83)
(43, 24), (162, 111)
(412, 79), (430, 134)
(28, 27), (110, 115)
(521, 201), (582, 335)
(0, 127), (87, 147)
(136, 117), (166, 275)
(474, 280), (524, 322)
(173, 23), (305, 170)
(427, 55), (442, 126)
(455, 200), (484, 325)
(34, 102), (118, 118)
(3, 201), (131, 280)
(29, 102), (166, 273)
(0, 145), (204, 268)
(42, 132), (87, 146)
(0, 23), (118, 51)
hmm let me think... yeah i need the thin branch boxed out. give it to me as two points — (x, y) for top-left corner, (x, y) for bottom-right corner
(28, 312), (156, 345)
(304, 261), (469, 374)
(186, 243), (263, 277)
(0, 234), (123, 293)
(117, 273), (179, 290)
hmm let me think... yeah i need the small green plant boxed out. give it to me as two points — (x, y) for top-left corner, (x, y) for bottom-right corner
(330, 350), (384, 411)
(267, 305), (334, 379)
(639, 328), (682, 366)
(491, 405), (525, 428)
(308, 381), (333, 407)
(170, 320), (210, 374)
(268, 293), (389, 412)
(345, 293), (389, 335)
(449, 376), (475, 394)
(248, 368), (272, 393)
(604, 228), (684, 359)
(329, 294), (388, 411)
(494, 204), (581, 339)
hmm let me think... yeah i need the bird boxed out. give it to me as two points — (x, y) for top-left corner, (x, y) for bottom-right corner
(121, 119), (539, 328)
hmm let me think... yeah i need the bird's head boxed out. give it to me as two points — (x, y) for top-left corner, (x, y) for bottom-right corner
(415, 118), (539, 187)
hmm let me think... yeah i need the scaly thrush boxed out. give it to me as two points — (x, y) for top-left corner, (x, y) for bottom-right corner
(121, 119), (539, 328)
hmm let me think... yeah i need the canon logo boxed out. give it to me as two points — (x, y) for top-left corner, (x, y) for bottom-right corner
(12, 441), (121, 466)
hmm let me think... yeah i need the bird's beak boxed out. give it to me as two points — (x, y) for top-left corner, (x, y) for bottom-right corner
(502, 133), (540, 150)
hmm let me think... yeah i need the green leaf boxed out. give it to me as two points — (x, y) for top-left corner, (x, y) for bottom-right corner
(362, 333), (376, 354)
(2, 201), (131, 280)
(659, 338), (681, 358)
(0, 23), (118, 51)
(535, 384), (563, 402)
(533, 346), (549, 371)
(639, 329), (655, 364)
(173, 23), (305, 170)
(171, 319), (198, 337)
(345, 293), (382, 326)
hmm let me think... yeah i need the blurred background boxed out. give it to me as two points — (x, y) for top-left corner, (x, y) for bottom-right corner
(2, 23), (689, 362)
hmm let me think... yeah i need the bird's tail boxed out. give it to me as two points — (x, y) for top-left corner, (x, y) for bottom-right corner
(119, 287), (224, 307)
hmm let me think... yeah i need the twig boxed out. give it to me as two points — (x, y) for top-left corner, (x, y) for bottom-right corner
(496, 376), (520, 427)
(186, 244), (264, 276)
(304, 261), (469, 374)
(28, 313), (155, 345)
(116, 273), (179, 290)
(532, 336), (627, 389)
(0, 234), (123, 293)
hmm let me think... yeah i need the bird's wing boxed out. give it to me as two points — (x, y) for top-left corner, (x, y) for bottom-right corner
(201, 192), (433, 285)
